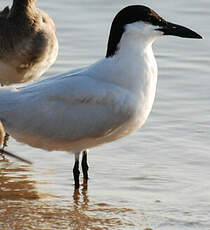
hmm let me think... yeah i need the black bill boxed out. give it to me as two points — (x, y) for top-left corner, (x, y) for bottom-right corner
(157, 22), (202, 39)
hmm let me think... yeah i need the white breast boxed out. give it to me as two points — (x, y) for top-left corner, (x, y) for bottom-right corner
(82, 43), (158, 147)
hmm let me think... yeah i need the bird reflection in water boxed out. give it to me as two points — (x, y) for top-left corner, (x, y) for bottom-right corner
(73, 184), (89, 206)
(0, 162), (40, 200)
(0, 162), (143, 229)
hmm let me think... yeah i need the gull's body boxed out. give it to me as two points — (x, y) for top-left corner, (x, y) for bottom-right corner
(0, 5), (201, 188)
(0, 0), (58, 85)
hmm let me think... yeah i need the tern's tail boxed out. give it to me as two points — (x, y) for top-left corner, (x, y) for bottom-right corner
(0, 120), (32, 164)
(0, 87), (32, 164)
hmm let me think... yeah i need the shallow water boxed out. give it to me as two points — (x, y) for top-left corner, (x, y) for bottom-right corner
(0, 0), (210, 229)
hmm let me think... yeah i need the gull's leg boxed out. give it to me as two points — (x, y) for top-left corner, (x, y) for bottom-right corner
(73, 152), (80, 189)
(82, 150), (89, 184)
(3, 133), (9, 150)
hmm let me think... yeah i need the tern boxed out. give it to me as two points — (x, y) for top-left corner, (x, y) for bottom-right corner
(0, 0), (58, 150)
(0, 5), (202, 189)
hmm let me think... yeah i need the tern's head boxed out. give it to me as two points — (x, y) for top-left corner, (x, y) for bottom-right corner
(106, 5), (202, 57)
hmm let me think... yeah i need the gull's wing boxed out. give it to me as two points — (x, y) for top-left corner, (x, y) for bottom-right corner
(0, 72), (134, 148)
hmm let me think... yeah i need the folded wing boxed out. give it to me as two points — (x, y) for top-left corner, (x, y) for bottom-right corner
(0, 72), (134, 150)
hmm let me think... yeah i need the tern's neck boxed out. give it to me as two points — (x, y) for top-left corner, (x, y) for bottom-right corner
(114, 32), (154, 58)
(88, 35), (157, 94)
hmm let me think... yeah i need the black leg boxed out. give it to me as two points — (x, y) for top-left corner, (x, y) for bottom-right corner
(82, 150), (89, 184)
(3, 133), (9, 150)
(73, 156), (80, 189)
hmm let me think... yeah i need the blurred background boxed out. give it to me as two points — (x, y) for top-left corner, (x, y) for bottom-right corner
(0, 0), (209, 229)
